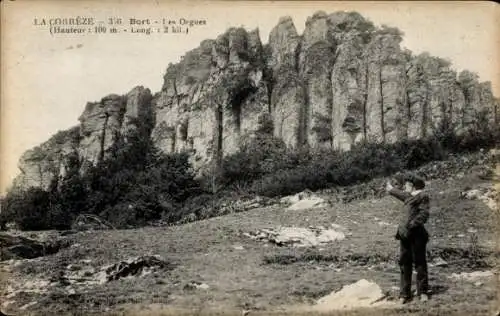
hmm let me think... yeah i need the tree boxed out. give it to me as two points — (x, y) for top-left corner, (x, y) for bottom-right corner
(1, 188), (51, 230)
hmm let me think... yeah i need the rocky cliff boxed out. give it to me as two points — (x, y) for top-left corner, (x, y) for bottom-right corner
(78, 86), (153, 169)
(13, 86), (153, 191)
(12, 127), (80, 191)
(12, 11), (499, 190)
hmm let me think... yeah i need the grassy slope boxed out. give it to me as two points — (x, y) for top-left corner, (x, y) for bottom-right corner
(1, 165), (499, 316)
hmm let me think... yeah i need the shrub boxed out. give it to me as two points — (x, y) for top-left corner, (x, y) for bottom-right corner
(248, 127), (495, 197)
(0, 188), (52, 230)
(85, 151), (202, 228)
(2, 127), (203, 230)
(221, 133), (289, 183)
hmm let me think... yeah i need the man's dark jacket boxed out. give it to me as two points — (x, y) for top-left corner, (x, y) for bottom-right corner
(389, 188), (430, 240)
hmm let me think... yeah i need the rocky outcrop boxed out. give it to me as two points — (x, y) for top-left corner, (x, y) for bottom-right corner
(78, 94), (126, 167)
(151, 27), (269, 170)
(300, 12), (336, 148)
(11, 11), (499, 191)
(267, 16), (303, 147)
(78, 86), (153, 168)
(363, 26), (407, 144)
(13, 127), (80, 191)
(329, 13), (374, 149)
(13, 86), (153, 190)
(0, 233), (68, 260)
(121, 86), (154, 136)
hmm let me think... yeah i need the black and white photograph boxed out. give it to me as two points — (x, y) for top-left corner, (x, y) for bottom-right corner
(1, 1), (499, 315)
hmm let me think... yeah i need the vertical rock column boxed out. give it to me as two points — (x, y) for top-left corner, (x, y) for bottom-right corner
(267, 16), (303, 148)
(78, 94), (126, 167)
(330, 31), (367, 150)
(299, 12), (335, 148)
(120, 86), (153, 136)
(364, 27), (406, 143)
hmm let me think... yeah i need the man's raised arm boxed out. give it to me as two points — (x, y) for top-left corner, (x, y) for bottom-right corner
(386, 181), (412, 202)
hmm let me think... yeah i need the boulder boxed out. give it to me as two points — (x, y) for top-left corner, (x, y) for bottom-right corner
(244, 224), (347, 247)
(0, 233), (66, 261)
(315, 279), (394, 311)
(104, 255), (173, 282)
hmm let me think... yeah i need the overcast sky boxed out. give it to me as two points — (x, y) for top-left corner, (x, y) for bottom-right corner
(1, 1), (499, 193)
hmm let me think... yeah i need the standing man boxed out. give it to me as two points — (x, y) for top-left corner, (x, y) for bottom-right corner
(386, 174), (430, 304)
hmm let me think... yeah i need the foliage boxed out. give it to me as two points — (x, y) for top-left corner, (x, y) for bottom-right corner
(221, 133), (289, 184)
(244, 126), (498, 197)
(0, 188), (53, 230)
(1, 127), (202, 230)
(82, 134), (201, 228)
(311, 113), (333, 143)
(256, 112), (274, 134)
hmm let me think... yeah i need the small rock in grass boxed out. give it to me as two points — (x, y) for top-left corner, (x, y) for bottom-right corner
(19, 301), (38, 310)
(430, 257), (448, 267)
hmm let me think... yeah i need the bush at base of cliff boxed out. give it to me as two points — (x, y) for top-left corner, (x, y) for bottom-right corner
(1, 134), (203, 230)
(220, 133), (312, 185)
(248, 128), (498, 198)
(82, 151), (202, 228)
(0, 188), (72, 231)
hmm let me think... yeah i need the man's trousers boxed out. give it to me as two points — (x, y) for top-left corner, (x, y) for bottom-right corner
(398, 227), (429, 298)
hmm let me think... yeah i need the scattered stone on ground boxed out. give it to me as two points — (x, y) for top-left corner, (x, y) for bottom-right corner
(170, 196), (276, 225)
(377, 221), (392, 226)
(184, 281), (210, 290)
(429, 257), (448, 267)
(5, 279), (51, 295)
(3, 255), (173, 302)
(243, 224), (347, 247)
(104, 255), (172, 282)
(0, 233), (67, 261)
(72, 214), (115, 231)
(19, 301), (38, 310)
(449, 270), (494, 282)
(280, 190), (329, 210)
(63, 260), (105, 286)
(460, 186), (499, 212)
(217, 196), (274, 214)
(314, 279), (394, 311)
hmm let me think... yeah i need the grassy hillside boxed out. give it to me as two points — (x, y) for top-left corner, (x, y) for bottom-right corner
(1, 155), (498, 315)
